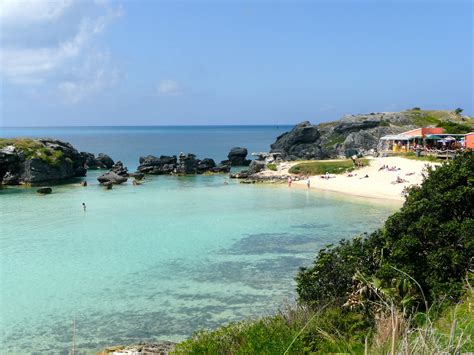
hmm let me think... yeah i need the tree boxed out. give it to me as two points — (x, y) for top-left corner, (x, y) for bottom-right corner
(455, 107), (463, 115)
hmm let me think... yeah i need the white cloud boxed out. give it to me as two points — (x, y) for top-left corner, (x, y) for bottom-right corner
(0, 0), (122, 103)
(156, 80), (182, 96)
(0, 0), (73, 25)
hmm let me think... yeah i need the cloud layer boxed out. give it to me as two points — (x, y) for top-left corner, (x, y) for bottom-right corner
(0, 0), (122, 103)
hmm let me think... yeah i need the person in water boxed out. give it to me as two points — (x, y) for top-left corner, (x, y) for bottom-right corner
(82, 202), (86, 211)
(307, 179), (311, 188)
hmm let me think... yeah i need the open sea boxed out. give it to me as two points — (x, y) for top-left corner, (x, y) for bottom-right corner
(0, 126), (398, 353)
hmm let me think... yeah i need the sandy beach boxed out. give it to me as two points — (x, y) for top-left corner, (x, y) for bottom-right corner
(289, 157), (440, 201)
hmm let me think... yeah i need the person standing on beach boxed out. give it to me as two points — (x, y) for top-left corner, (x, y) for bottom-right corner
(307, 179), (311, 189)
(82, 202), (86, 212)
(288, 176), (292, 187)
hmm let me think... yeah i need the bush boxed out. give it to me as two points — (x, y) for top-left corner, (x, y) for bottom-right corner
(297, 153), (474, 310)
(436, 120), (472, 134)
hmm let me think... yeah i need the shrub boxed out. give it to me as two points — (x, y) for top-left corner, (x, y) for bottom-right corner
(297, 153), (474, 310)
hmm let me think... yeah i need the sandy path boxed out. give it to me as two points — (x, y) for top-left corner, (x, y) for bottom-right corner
(292, 157), (439, 201)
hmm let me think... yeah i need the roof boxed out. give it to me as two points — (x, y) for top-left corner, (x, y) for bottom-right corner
(380, 134), (421, 140)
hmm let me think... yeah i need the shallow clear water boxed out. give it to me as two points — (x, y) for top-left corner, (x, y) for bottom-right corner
(0, 127), (398, 353)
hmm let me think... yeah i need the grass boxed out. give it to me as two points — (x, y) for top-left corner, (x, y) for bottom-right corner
(289, 159), (369, 175)
(171, 280), (473, 354)
(404, 109), (474, 128)
(0, 138), (64, 167)
(398, 152), (442, 162)
(322, 133), (346, 148)
(266, 163), (277, 171)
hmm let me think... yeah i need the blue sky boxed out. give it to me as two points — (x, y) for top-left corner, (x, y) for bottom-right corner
(0, 0), (472, 127)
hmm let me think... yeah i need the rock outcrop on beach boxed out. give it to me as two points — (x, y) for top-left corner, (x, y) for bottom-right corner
(270, 110), (474, 160)
(226, 147), (251, 166)
(137, 153), (231, 175)
(0, 138), (89, 185)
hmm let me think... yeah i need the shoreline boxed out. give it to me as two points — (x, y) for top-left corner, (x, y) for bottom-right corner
(251, 157), (440, 202)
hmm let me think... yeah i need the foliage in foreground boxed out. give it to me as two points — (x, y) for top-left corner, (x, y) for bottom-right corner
(289, 159), (368, 175)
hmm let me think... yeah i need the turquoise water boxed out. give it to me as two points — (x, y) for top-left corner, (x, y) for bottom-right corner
(0, 127), (398, 353)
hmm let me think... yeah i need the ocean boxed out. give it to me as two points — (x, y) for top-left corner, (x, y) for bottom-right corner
(0, 126), (397, 353)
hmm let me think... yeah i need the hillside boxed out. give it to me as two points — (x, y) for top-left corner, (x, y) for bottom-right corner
(270, 109), (474, 160)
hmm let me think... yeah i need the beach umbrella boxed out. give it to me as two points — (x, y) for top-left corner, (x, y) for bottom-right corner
(445, 136), (456, 141)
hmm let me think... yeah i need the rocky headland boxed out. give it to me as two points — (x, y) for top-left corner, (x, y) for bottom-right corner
(270, 109), (473, 160)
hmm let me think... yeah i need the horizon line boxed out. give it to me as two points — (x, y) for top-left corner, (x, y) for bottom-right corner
(1, 124), (295, 129)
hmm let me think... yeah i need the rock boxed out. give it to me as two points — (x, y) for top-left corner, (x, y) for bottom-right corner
(130, 172), (145, 180)
(197, 158), (216, 173)
(103, 181), (113, 189)
(0, 138), (104, 185)
(270, 121), (325, 160)
(111, 161), (129, 177)
(96, 153), (114, 169)
(2, 171), (20, 185)
(97, 171), (128, 185)
(80, 181), (87, 186)
(37, 187), (52, 194)
(137, 155), (177, 175)
(227, 147), (251, 166)
(248, 160), (266, 174)
(175, 153), (198, 174)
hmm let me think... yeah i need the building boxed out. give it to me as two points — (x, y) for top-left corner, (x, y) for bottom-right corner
(379, 127), (473, 157)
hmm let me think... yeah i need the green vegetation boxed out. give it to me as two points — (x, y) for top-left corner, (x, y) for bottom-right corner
(173, 154), (473, 353)
(266, 163), (277, 171)
(322, 133), (346, 148)
(404, 109), (474, 128)
(455, 107), (463, 115)
(398, 152), (442, 162)
(0, 138), (64, 167)
(289, 159), (368, 175)
(436, 120), (473, 134)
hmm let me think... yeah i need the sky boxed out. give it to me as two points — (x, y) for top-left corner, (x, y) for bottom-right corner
(0, 0), (472, 127)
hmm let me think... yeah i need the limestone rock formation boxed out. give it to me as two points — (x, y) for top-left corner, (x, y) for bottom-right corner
(227, 147), (251, 166)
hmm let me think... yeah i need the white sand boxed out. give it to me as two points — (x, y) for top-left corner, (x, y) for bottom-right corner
(292, 157), (439, 201)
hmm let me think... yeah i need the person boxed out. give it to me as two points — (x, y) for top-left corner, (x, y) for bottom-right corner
(288, 176), (292, 187)
(307, 179), (311, 189)
(82, 202), (86, 212)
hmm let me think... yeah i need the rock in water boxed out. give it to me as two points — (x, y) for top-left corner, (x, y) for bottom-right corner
(80, 181), (87, 187)
(227, 147), (251, 166)
(37, 187), (52, 194)
(96, 153), (115, 169)
(103, 181), (113, 189)
(97, 171), (128, 185)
